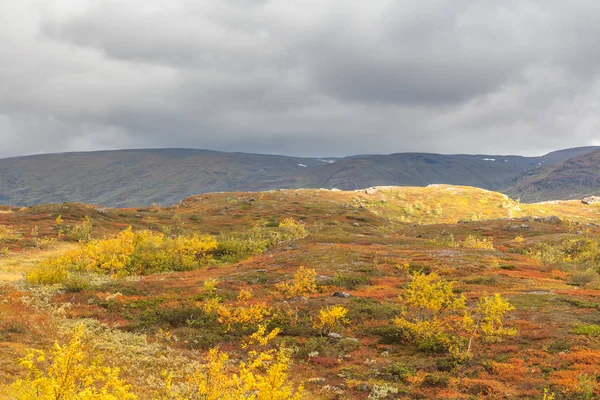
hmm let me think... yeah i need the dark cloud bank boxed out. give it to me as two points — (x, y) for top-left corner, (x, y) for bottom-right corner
(1, 0), (600, 158)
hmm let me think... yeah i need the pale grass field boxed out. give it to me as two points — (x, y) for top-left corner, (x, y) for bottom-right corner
(0, 243), (77, 282)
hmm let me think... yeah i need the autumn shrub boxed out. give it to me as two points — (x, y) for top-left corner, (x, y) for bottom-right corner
(380, 362), (413, 382)
(461, 235), (494, 249)
(62, 273), (92, 292)
(217, 290), (273, 333)
(347, 298), (403, 321)
(279, 217), (308, 239)
(215, 220), (307, 263)
(572, 323), (600, 337)
(297, 336), (358, 360)
(547, 339), (571, 353)
(2, 324), (136, 399)
(372, 325), (404, 344)
(513, 235), (524, 243)
(33, 236), (58, 250)
(215, 236), (263, 263)
(0, 224), (14, 241)
(528, 242), (563, 266)
(275, 266), (318, 299)
(312, 305), (349, 335)
(164, 326), (304, 400)
(552, 372), (597, 400)
(297, 337), (330, 359)
(393, 272), (516, 360)
(25, 257), (70, 285)
(529, 236), (600, 271)
(570, 269), (597, 287)
(431, 233), (458, 247)
(66, 216), (94, 242)
(30, 228), (219, 282)
(127, 231), (218, 274)
(560, 297), (600, 310)
(421, 372), (450, 388)
(331, 272), (371, 290)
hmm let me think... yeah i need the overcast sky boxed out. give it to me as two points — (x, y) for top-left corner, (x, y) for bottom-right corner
(1, 1), (600, 158)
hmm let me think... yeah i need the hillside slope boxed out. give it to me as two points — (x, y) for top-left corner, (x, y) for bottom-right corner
(0, 149), (329, 207)
(505, 149), (600, 202)
(0, 146), (597, 207)
(251, 147), (599, 193)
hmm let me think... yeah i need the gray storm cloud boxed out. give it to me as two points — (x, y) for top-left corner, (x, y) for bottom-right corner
(1, 0), (600, 158)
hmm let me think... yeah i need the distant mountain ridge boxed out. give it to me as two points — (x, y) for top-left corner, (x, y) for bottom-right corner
(504, 148), (600, 202)
(0, 146), (597, 207)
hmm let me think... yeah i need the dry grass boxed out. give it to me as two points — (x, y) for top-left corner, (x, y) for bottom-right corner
(0, 243), (77, 282)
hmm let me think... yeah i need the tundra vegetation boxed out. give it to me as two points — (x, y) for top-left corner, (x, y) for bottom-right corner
(1, 186), (600, 398)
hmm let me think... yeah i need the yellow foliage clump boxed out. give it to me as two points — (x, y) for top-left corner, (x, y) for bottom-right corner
(394, 272), (516, 360)
(202, 278), (218, 294)
(279, 218), (308, 239)
(461, 235), (494, 249)
(3, 324), (136, 399)
(275, 266), (318, 299)
(473, 293), (518, 343)
(0, 224), (17, 241)
(81, 228), (136, 275)
(218, 289), (272, 331)
(513, 235), (524, 243)
(25, 251), (81, 286)
(312, 305), (349, 335)
(29, 227), (219, 282)
(165, 326), (303, 400)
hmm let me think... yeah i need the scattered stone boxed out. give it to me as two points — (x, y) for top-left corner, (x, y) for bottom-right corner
(582, 196), (600, 205)
(352, 222), (360, 227)
(332, 291), (351, 298)
(364, 187), (378, 194)
(534, 216), (561, 224)
(328, 332), (342, 340)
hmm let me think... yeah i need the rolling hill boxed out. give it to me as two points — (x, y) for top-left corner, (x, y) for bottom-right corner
(505, 148), (600, 202)
(0, 146), (597, 207)
(0, 149), (331, 207)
